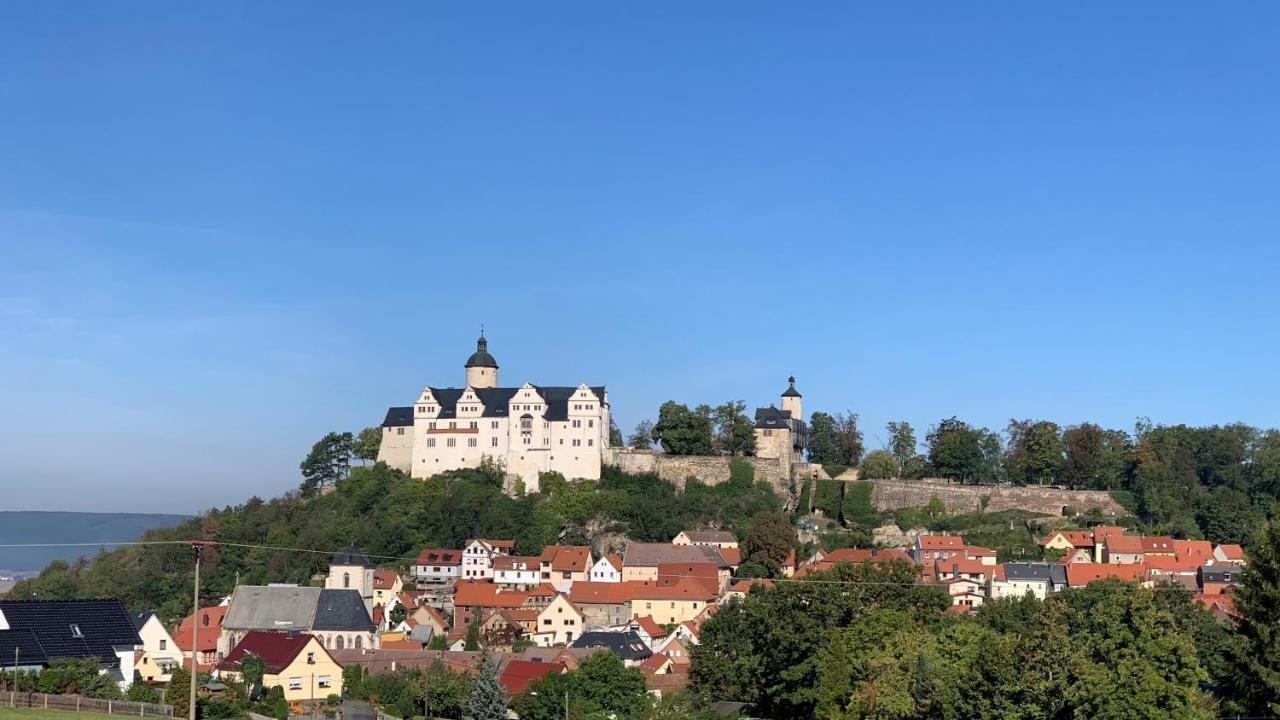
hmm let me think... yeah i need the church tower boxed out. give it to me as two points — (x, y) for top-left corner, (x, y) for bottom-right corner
(781, 375), (802, 419)
(464, 333), (499, 388)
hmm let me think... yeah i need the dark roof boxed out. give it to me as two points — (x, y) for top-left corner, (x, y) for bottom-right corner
(465, 335), (499, 369)
(217, 631), (319, 674)
(131, 611), (156, 632)
(412, 385), (607, 422)
(1200, 565), (1240, 583)
(312, 589), (376, 631)
(331, 545), (371, 567)
(0, 629), (49, 665)
(1003, 563), (1054, 582)
(0, 599), (141, 667)
(570, 631), (653, 661)
(753, 406), (792, 430)
(383, 407), (414, 427)
(781, 376), (801, 398)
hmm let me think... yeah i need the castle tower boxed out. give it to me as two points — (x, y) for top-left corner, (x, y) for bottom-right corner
(464, 332), (499, 388)
(781, 375), (802, 419)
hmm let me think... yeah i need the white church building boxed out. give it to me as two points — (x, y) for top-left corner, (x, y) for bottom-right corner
(376, 334), (611, 491)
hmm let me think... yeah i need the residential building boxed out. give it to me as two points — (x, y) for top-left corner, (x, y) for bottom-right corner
(722, 578), (775, 604)
(452, 580), (529, 628)
(570, 631), (653, 666)
(1065, 563), (1147, 589)
(375, 334), (612, 489)
(672, 531), (739, 550)
(1213, 544), (1246, 565)
(588, 555), (622, 583)
(621, 543), (730, 586)
(752, 377), (807, 465)
(173, 605), (227, 670)
(494, 556), (542, 590)
(131, 612), (183, 684)
(567, 582), (633, 629)
(532, 595), (583, 647)
(371, 570), (404, 607)
(1103, 534), (1145, 564)
(0, 599), (141, 688)
(538, 545), (593, 591)
(411, 549), (462, 584)
(628, 578), (718, 626)
(911, 535), (966, 565)
(988, 563), (1066, 600)
(216, 631), (342, 703)
(462, 538), (516, 580)
(498, 659), (565, 695)
(220, 586), (377, 655)
(1200, 565), (1240, 595)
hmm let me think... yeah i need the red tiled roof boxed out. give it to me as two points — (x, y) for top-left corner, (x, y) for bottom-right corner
(569, 582), (633, 605)
(499, 660), (563, 694)
(719, 547), (742, 566)
(217, 631), (323, 674)
(602, 554), (623, 571)
(398, 592), (419, 609)
(1040, 530), (1095, 548)
(380, 639), (425, 650)
(964, 545), (995, 557)
(539, 545), (592, 573)
(372, 606), (384, 624)
(638, 652), (672, 676)
(727, 578), (774, 594)
(1143, 555), (1200, 573)
(1106, 534), (1145, 554)
(372, 569), (401, 589)
(634, 616), (665, 637)
(1216, 544), (1245, 561)
(1141, 536), (1176, 554)
(454, 580), (529, 608)
(415, 548), (462, 566)
(917, 535), (965, 550)
(173, 605), (228, 653)
(628, 578), (718, 602)
(493, 555), (540, 571)
(820, 548), (914, 566)
(1065, 563), (1146, 587)
(1172, 540), (1214, 563)
(936, 557), (990, 577)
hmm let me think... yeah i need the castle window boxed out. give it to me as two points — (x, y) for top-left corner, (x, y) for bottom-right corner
(468, 438), (477, 447)
(447, 438), (456, 447)
(397, 427), (404, 435)
(492, 437), (499, 447)
(588, 439), (594, 446)
(520, 415), (533, 432)
(588, 420), (594, 428)
(343, 572), (350, 588)
(429, 422), (437, 429)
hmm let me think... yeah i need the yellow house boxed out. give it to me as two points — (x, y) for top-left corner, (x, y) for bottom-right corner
(217, 632), (342, 704)
(372, 570), (404, 608)
(627, 579), (718, 626)
(532, 594), (584, 647)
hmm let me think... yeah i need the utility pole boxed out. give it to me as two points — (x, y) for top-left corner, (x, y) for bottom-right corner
(182, 541), (212, 720)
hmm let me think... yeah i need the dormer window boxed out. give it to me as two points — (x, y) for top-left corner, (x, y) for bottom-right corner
(70, 624), (84, 638)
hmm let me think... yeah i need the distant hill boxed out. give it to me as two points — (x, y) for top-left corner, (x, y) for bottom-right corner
(0, 511), (189, 572)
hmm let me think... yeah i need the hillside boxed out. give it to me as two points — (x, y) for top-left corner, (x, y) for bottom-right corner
(0, 511), (189, 572)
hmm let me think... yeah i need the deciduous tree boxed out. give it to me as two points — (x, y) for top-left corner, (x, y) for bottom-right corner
(742, 511), (793, 576)
(628, 420), (654, 449)
(353, 427), (382, 464)
(859, 449), (899, 479)
(300, 431), (354, 496)
(651, 401), (715, 456)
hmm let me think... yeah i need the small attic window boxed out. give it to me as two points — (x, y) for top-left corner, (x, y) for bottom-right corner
(70, 624), (84, 638)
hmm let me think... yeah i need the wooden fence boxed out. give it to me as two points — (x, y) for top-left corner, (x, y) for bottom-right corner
(5, 692), (174, 718)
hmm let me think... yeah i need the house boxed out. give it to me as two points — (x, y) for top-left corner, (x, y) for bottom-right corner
(719, 547), (742, 570)
(1173, 540), (1214, 567)
(462, 538), (516, 580)
(1200, 565), (1240, 595)
(620, 616), (666, 650)
(567, 582), (633, 629)
(911, 534), (966, 565)
(479, 611), (527, 651)
(1039, 530), (1095, 557)
(988, 563), (1066, 600)
(0, 599), (142, 688)
(621, 543), (730, 586)
(1090, 526), (1127, 562)
(407, 604), (449, 642)
(652, 632), (693, 664)
(656, 562), (724, 594)
(498, 659), (565, 695)
(1065, 563), (1147, 589)
(220, 586), (377, 655)
(1213, 544), (1246, 565)
(538, 545), (593, 591)
(943, 578), (985, 612)
(628, 578), (718, 626)
(173, 605), (227, 670)
(1194, 593), (1238, 621)
(570, 630), (652, 666)
(532, 595), (584, 647)
(493, 556), (542, 590)
(935, 557), (993, 584)
(131, 612), (183, 684)
(371, 570), (404, 607)
(452, 580), (529, 628)
(672, 531), (739, 550)
(216, 631), (342, 703)
(964, 546), (998, 566)
(1103, 534), (1145, 564)
(798, 548), (913, 575)
(588, 554), (623, 583)
(1141, 536), (1176, 558)
(722, 578), (774, 604)
(411, 549), (463, 584)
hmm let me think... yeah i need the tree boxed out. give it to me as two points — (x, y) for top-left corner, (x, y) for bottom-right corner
(833, 412), (865, 468)
(1003, 419), (1065, 485)
(240, 652), (266, 700)
(651, 401), (715, 456)
(859, 449), (899, 479)
(712, 401), (756, 456)
(513, 651), (647, 720)
(1062, 422), (1131, 490)
(926, 417), (1000, 484)
(742, 511), (793, 576)
(807, 412), (840, 466)
(300, 431), (354, 496)
(628, 420), (654, 449)
(887, 421), (925, 479)
(464, 620), (482, 651)
(465, 658), (507, 720)
(168, 664), (191, 720)
(353, 426), (382, 464)
(1230, 520), (1280, 714)
(608, 417), (624, 447)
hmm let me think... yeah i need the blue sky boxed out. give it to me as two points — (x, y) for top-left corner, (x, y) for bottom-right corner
(2, 3), (1278, 513)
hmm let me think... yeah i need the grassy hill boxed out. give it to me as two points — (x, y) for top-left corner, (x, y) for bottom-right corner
(0, 511), (189, 571)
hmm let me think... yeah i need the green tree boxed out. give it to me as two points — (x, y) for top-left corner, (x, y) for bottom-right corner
(1062, 422), (1131, 490)
(1003, 419), (1065, 485)
(608, 417), (624, 447)
(651, 401), (715, 456)
(628, 420), (654, 449)
(465, 658), (507, 720)
(1230, 520), (1280, 714)
(353, 426), (382, 464)
(927, 417), (1000, 484)
(514, 652), (647, 720)
(464, 620), (482, 651)
(240, 652), (267, 699)
(712, 400), (757, 456)
(300, 431), (354, 496)
(128, 681), (162, 703)
(858, 449), (899, 479)
(168, 664), (192, 720)
(833, 412), (865, 468)
(742, 511), (793, 576)
(887, 421), (925, 479)
(807, 412), (840, 467)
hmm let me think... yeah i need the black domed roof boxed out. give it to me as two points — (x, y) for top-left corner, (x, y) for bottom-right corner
(465, 334), (499, 369)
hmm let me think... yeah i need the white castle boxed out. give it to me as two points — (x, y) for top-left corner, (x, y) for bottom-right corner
(376, 334), (611, 491)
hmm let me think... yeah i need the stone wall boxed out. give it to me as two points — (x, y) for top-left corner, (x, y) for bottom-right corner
(603, 448), (796, 505)
(868, 478), (1124, 517)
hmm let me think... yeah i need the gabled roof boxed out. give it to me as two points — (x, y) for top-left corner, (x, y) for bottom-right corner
(493, 555), (540, 571)
(453, 581), (528, 608)
(1065, 563), (1146, 587)
(571, 631), (653, 660)
(217, 631), (324, 674)
(639, 652), (674, 676)
(819, 548), (914, 566)
(498, 659), (563, 694)
(623, 543), (729, 569)
(0, 629), (48, 665)
(1105, 534), (1145, 554)
(1200, 565), (1241, 583)
(937, 557), (990, 577)
(627, 578), (718, 602)
(1141, 536), (1176, 554)
(633, 616), (665, 638)
(727, 578), (774, 594)
(1001, 563), (1055, 582)
(753, 406), (793, 430)
(0, 599), (141, 667)
(313, 589), (376, 631)
(597, 554), (623, 572)
(372, 570), (401, 590)
(173, 605), (228, 653)
(917, 535), (966, 551)
(677, 531), (737, 544)
(568, 582), (633, 605)
(415, 548), (462, 566)
(1216, 544), (1246, 561)
(718, 547), (741, 566)
(223, 586), (321, 631)
(539, 545), (592, 572)
(382, 407), (414, 427)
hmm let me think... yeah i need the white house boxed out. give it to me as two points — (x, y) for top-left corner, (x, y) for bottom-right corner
(462, 538), (515, 580)
(132, 612), (184, 684)
(588, 555), (622, 583)
(494, 556), (541, 590)
(411, 548), (462, 584)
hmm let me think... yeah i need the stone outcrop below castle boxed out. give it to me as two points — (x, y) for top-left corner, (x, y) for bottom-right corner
(867, 478), (1124, 517)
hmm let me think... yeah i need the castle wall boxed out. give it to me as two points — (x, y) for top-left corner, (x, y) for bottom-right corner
(867, 478), (1124, 517)
(602, 448), (796, 505)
